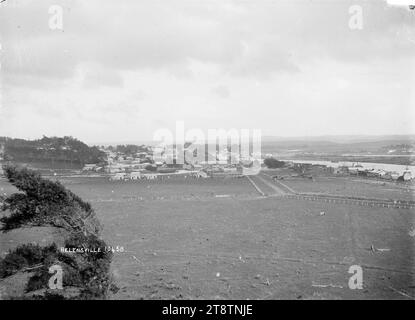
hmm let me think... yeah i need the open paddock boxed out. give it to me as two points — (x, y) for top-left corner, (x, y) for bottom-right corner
(272, 175), (414, 202)
(94, 195), (414, 300)
(1, 174), (414, 300)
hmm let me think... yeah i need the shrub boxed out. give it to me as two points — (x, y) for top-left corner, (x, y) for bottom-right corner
(264, 158), (285, 169)
(0, 165), (99, 234)
(0, 165), (114, 299)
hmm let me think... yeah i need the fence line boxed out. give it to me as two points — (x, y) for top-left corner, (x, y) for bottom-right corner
(282, 194), (414, 210)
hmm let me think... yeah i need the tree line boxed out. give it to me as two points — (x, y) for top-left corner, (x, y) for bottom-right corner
(0, 136), (106, 165)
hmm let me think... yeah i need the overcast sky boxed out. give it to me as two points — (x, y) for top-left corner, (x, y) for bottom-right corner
(0, 0), (414, 144)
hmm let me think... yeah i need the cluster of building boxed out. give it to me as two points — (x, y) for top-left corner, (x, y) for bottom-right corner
(333, 165), (412, 181)
(82, 145), (250, 181)
(82, 149), (152, 173)
(291, 162), (413, 181)
(81, 146), (414, 183)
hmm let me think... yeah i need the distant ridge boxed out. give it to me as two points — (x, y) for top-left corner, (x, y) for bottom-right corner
(261, 135), (415, 144)
(90, 135), (415, 147)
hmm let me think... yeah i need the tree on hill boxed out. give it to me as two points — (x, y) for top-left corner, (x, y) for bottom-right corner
(145, 164), (157, 172)
(1, 136), (106, 165)
(264, 157), (285, 169)
(111, 144), (151, 157)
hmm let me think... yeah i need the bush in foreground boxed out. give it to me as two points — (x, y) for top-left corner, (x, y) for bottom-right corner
(263, 158), (285, 169)
(0, 165), (114, 299)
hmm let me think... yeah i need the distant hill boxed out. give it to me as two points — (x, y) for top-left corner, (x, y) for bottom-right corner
(261, 135), (415, 155)
(261, 135), (415, 144)
(0, 136), (106, 166)
(94, 135), (415, 148)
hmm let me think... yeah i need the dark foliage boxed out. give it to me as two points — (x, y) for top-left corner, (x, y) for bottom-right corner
(0, 243), (60, 278)
(0, 136), (106, 165)
(23, 233), (113, 298)
(0, 165), (95, 231)
(264, 157), (286, 169)
(0, 239), (112, 299)
(145, 164), (158, 172)
(0, 165), (113, 299)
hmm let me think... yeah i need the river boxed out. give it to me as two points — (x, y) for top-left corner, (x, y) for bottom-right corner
(286, 160), (415, 175)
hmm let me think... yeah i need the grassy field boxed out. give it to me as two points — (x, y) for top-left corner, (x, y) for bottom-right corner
(273, 175), (414, 201)
(1, 174), (414, 299)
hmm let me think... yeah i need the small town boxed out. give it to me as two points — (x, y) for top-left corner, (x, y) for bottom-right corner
(79, 145), (413, 183)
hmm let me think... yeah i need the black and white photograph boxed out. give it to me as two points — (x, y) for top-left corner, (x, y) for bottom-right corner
(0, 0), (414, 306)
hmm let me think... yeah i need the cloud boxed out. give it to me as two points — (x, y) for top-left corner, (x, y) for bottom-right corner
(0, 0), (414, 141)
(2, 0), (412, 87)
(80, 63), (124, 88)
